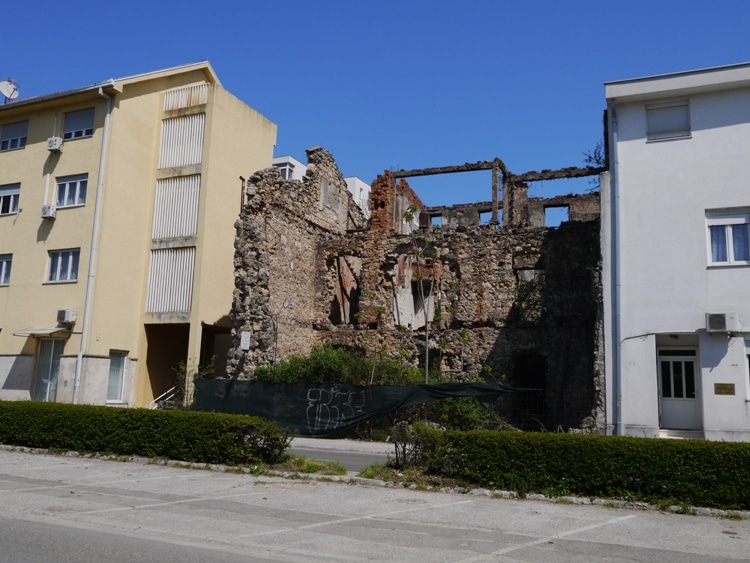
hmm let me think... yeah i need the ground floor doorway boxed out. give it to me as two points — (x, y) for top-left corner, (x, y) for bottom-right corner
(144, 324), (189, 405)
(33, 339), (64, 402)
(657, 348), (702, 430)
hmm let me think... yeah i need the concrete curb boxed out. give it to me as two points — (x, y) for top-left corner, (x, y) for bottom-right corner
(2, 444), (748, 520)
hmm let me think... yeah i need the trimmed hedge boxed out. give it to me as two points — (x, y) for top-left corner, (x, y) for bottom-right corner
(0, 401), (289, 465)
(415, 426), (750, 510)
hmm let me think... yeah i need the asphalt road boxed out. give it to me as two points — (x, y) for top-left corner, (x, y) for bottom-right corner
(1, 449), (749, 562)
(288, 438), (392, 471)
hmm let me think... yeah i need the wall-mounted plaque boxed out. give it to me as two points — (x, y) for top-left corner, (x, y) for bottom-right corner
(714, 383), (735, 396)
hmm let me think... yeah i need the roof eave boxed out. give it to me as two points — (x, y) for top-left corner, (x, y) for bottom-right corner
(605, 62), (750, 103)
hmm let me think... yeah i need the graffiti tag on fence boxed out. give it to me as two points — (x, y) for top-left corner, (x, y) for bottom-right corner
(306, 386), (366, 432)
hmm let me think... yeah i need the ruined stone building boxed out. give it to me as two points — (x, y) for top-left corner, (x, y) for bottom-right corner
(227, 147), (605, 431)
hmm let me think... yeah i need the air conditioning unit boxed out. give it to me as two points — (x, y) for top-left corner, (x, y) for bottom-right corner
(41, 204), (56, 219)
(57, 309), (77, 324)
(47, 136), (63, 152)
(706, 312), (741, 333)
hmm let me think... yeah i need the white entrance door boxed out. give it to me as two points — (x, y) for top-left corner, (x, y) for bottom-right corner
(657, 348), (701, 430)
(34, 339), (64, 402)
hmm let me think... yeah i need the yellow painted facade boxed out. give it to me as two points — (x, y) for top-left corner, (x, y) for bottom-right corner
(0, 62), (276, 407)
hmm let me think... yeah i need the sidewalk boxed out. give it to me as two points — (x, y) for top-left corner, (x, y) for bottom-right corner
(290, 437), (394, 454)
(1, 449), (749, 562)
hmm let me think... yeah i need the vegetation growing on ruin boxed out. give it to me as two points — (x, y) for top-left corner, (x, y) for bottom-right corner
(253, 344), (504, 432)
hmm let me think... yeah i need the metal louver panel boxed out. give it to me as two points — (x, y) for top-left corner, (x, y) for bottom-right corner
(158, 114), (205, 169)
(152, 175), (200, 239)
(146, 247), (195, 313)
(163, 84), (209, 111)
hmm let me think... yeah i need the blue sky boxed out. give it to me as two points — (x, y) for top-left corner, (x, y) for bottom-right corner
(4, 1), (750, 206)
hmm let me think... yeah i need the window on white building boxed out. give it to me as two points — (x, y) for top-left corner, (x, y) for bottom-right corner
(1, 120), (28, 151)
(63, 108), (94, 140)
(56, 174), (88, 207)
(0, 254), (11, 285)
(707, 210), (750, 265)
(0, 183), (20, 215)
(646, 100), (690, 140)
(48, 249), (80, 282)
(274, 162), (295, 180)
(107, 351), (126, 402)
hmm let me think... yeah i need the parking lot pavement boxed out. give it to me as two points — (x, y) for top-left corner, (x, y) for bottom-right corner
(1, 449), (749, 562)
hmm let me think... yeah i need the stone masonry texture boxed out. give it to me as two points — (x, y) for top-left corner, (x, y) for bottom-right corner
(227, 149), (604, 432)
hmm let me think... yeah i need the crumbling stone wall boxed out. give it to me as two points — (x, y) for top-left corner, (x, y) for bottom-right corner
(315, 219), (603, 431)
(226, 147), (366, 376)
(228, 150), (605, 432)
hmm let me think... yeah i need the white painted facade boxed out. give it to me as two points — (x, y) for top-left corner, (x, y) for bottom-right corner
(603, 63), (750, 441)
(345, 177), (371, 219)
(272, 155), (307, 181)
(273, 155), (371, 219)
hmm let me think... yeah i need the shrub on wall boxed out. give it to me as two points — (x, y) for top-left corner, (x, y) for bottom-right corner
(415, 426), (750, 510)
(0, 401), (289, 465)
(254, 344), (423, 386)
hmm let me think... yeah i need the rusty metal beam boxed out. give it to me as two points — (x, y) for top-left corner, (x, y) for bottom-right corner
(392, 160), (506, 178)
(510, 166), (605, 182)
(491, 160), (500, 225)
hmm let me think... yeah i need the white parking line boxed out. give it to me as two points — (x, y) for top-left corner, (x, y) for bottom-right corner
(458, 514), (638, 561)
(239, 498), (477, 537)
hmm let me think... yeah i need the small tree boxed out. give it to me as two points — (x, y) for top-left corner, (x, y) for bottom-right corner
(403, 204), (434, 384)
(582, 140), (605, 191)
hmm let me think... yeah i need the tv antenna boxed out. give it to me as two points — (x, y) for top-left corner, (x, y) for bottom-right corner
(0, 78), (19, 103)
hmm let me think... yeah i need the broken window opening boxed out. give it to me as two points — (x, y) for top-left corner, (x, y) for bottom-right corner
(411, 279), (435, 330)
(328, 256), (361, 326)
(510, 352), (547, 429)
(431, 215), (442, 229)
(545, 206), (569, 228)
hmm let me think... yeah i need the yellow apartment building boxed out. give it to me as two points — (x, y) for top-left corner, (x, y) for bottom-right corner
(0, 62), (276, 407)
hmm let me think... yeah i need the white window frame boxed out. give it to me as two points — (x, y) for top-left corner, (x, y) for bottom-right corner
(0, 183), (20, 215)
(706, 209), (750, 266)
(107, 351), (127, 403)
(646, 100), (690, 141)
(274, 162), (295, 180)
(1, 120), (28, 151)
(0, 254), (11, 286)
(56, 174), (88, 208)
(47, 249), (80, 283)
(63, 108), (94, 140)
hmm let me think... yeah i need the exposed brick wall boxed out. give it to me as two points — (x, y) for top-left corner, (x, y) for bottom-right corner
(369, 172), (424, 232)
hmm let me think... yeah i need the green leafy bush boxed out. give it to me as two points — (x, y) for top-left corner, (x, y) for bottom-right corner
(414, 427), (750, 510)
(254, 344), (423, 386)
(0, 401), (289, 465)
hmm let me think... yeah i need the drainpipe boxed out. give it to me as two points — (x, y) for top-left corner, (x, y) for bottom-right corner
(608, 100), (622, 435)
(72, 82), (114, 404)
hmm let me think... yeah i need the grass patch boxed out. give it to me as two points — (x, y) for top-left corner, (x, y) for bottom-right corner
(274, 454), (347, 476)
(358, 462), (460, 490)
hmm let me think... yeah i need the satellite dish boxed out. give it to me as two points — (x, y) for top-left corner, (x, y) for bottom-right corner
(0, 79), (19, 103)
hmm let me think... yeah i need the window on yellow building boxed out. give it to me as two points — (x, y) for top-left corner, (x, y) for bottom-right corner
(0, 254), (11, 285)
(48, 249), (80, 283)
(56, 174), (88, 207)
(0, 121), (28, 151)
(0, 183), (20, 215)
(63, 108), (94, 140)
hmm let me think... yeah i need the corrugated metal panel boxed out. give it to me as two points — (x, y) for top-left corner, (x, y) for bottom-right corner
(152, 175), (200, 239)
(158, 114), (205, 169)
(163, 84), (209, 111)
(146, 247), (195, 313)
